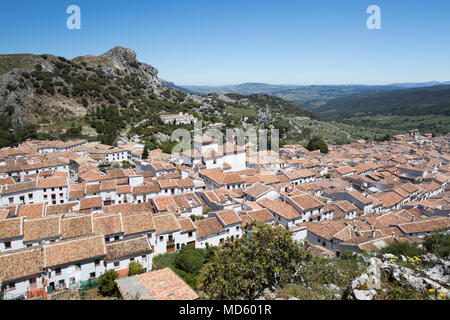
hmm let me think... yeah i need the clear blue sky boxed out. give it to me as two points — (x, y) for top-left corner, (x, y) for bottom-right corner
(1, 0), (450, 86)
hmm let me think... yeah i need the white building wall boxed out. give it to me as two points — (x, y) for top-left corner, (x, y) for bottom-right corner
(222, 151), (246, 172)
(46, 259), (106, 290)
(195, 232), (228, 249)
(178, 231), (197, 247)
(0, 238), (24, 252)
(105, 253), (152, 273)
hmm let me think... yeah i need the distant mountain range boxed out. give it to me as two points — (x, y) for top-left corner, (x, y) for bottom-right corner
(314, 84), (450, 118)
(180, 81), (450, 135)
(180, 81), (450, 110)
(313, 84), (450, 136)
(183, 81), (450, 94)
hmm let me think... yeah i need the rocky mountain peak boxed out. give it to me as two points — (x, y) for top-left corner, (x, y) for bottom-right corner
(101, 46), (158, 77)
(100, 46), (139, 70)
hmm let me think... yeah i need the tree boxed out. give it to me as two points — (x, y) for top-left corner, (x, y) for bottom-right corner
(129, 261), (146, 276)
(375, 134), (391, 142)
(423, 231), (450, 258)
(142, 145), (149, 159)
(98, 269), (118, 296)
(121, 160), (132, 169)
(306, 136), (329, 154)
(174, 245), (205, 275)
(160, 140), (177, 154)
(201, 223), (312, 299)
(172, 268), (199, 291)
(380, 240), (425, 257)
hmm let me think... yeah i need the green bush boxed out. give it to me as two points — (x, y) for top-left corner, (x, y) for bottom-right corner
(153, 252), (176, 270)
(121, 160), (133, 169)
(202, 224), (312, 299)
(129, 261), (146, 276)
(306, 136), (329, 154)
(98, 269), (118, 296)
(174, 245), (205, 275)
(204, 243), (218, 263)
(172, 268), (199, 291)
(423, 231), (450, 258)
(380, 240), (425, 257)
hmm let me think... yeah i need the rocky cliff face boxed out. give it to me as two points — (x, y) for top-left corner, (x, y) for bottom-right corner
(343, 252), (449, 300)
(0, 46), (165, 125)
(101, 46), (158, 76)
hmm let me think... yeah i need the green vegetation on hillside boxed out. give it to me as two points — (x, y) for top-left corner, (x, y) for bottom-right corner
(306, 136), (329, 154)
(313, 85), (450, 135)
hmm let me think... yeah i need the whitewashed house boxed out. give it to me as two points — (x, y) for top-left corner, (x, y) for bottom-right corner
(194, 217), (228, 249)
(104, 236), (153, 277)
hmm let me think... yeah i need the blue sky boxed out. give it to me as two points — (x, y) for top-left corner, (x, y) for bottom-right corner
(1, 0), (450, 85)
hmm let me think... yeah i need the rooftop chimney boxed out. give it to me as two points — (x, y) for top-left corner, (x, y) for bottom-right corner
(372, 229), (376, 238)
(392, 232), (396, 240)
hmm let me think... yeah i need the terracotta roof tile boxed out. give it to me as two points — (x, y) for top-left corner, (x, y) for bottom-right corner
(105, 236), (151, 261)
(123, 213), (155, 235)
(215, 210), (242, 226)
(93, 213), (124, 236)
(0, 217), (23, 240)
(44, 234), (105, 267)
(17, 203), (45, 219)
(61, 214), (93, 239)
(153, 214), (181, 234)
(194, 217), (226, 239)
(257, 198), (301, 220)
(247, 209), (275, 223)
(79, 197), (103, 210)
(130, 267), (199, 300)
(177, 217), (196, 233)
(0, 246), (43, 282)
(23, 215), (60, 242)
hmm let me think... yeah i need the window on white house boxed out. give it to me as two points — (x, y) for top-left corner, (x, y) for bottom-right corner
(114, 262), (119, 267)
